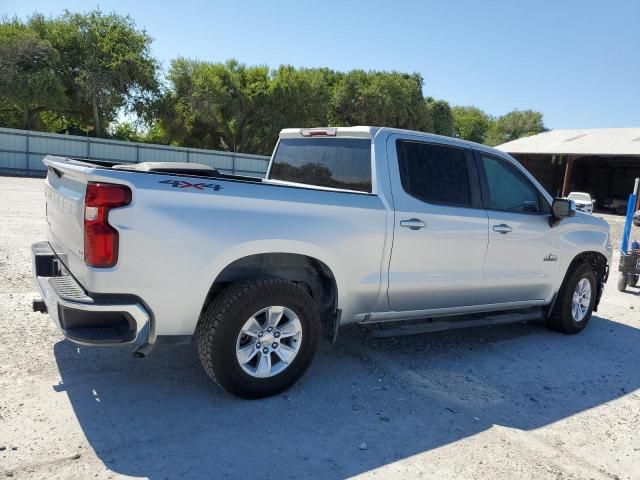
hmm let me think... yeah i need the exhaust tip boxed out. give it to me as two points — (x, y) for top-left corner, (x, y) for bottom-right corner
(32, 299), (47, 314)
(132, 343), (154, 358)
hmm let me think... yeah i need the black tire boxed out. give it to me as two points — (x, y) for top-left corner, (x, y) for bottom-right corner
(196, 277), (320, 399)
(547, 263), (596, 334)
(617, 274), (628, 292)
(628, 274), (639, 287)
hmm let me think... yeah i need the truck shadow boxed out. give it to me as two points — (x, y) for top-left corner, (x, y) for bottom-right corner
(53, 314), (640, 479)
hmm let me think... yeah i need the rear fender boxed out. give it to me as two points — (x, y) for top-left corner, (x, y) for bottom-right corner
(202, 239), (346, 310)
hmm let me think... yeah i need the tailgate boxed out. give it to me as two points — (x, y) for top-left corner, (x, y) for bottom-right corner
(44, 158), (89, 283)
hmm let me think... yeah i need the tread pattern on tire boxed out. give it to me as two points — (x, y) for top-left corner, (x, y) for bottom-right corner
(196, 277), (319, 398)
(548, 262), (595, 334)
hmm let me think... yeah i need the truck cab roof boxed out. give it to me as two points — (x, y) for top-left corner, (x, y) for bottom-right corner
(277, 126), (511, 159)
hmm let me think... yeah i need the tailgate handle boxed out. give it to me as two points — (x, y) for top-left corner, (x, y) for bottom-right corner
(400, 218), (427, 230)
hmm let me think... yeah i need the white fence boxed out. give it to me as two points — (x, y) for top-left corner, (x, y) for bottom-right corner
(0, 127), (271, 177)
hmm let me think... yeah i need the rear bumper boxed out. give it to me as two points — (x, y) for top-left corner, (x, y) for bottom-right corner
(31, 241), (151, 346)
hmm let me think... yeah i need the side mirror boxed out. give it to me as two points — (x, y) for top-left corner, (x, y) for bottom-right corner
(550, 198), (576, 226)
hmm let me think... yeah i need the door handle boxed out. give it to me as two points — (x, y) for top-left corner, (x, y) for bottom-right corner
(492, 223), (513, 234)
(400, 218), (426, 230)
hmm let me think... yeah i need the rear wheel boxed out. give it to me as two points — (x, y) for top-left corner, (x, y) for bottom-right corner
(547, 263), (596, 334)
(617, 273), (628, 292)
(629, 274), (639, 287)
(196, 277), (320, 399)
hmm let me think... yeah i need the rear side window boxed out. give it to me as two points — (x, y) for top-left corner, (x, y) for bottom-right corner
(396, 140), (471, 206)
(269, 138), (372, 192)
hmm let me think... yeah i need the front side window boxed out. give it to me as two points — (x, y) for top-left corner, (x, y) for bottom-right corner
(481, 155), (541, 213)
(269, 138), (372, 192)
(396, 140), (471, 206)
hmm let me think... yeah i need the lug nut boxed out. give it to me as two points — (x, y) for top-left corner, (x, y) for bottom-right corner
(262, 347), (269, 354)
(267, 327), (273, 332)
(274, 332), (281, 338)
(256, 342), (261, 349)
(258, 331), (264, 337)
(272, 342), (278, 349)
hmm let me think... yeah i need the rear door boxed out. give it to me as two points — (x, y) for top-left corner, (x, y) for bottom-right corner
(476, 151), (559, 303)
(386, 135), (488, 312)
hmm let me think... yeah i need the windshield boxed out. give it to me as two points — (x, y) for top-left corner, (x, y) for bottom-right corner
(568, 192), (591, 202)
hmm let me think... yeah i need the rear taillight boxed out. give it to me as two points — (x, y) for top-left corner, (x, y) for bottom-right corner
(84, 182), (132, 268)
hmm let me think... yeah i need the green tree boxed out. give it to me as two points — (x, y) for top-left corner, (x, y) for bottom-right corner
(329, 70), (431, 131)
(425, 97), (454, 136)
(269, 66), (336, 135)
(452, 106), (491, 143)
(486, 109), (545, 146)
(160, 58), (272, 153)
(0, 20), (66, 129)
(29, 10), (159, 137)
(1, 9), (552, 153)
(109, 121), (145, 142)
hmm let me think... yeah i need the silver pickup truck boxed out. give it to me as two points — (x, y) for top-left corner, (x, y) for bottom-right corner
(32, 126), (611, 398)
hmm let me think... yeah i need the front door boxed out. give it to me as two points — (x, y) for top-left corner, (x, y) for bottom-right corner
(477, 152), (560, 303)
(386, 135), (489, 312)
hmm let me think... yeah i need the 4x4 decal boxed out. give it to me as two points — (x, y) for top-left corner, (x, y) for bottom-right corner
(159, 179), (223, 191)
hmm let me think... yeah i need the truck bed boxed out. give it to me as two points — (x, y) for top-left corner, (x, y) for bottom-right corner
(54, 156), (265, 183)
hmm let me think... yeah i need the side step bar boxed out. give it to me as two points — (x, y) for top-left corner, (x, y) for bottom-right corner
(361, 308), (544, 338)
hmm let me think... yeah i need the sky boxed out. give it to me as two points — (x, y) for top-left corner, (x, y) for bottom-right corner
(3, 0), (639, 129)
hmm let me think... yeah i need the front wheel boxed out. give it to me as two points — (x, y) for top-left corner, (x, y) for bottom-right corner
(547, 263), (596, 334)
(196, 277), (320, 399)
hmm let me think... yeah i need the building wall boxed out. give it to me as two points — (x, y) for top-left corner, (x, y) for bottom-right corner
(0, 127), (271, 177)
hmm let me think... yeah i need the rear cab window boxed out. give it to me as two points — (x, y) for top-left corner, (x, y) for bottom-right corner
(268, 138), (372, 193)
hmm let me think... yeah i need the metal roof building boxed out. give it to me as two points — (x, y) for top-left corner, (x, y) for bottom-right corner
(497, 128), (640, 213)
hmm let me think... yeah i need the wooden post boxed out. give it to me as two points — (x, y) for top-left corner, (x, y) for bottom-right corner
(561, 155), (575, 197)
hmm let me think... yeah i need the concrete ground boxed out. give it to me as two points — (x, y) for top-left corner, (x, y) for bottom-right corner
(1, 176), (639, 480)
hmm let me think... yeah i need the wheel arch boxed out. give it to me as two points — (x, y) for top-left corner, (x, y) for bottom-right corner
(200, 252), (340, 339)
(553, 250), (609, 314)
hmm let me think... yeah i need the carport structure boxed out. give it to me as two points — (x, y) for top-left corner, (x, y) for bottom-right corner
(497, 128), (640, 212)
